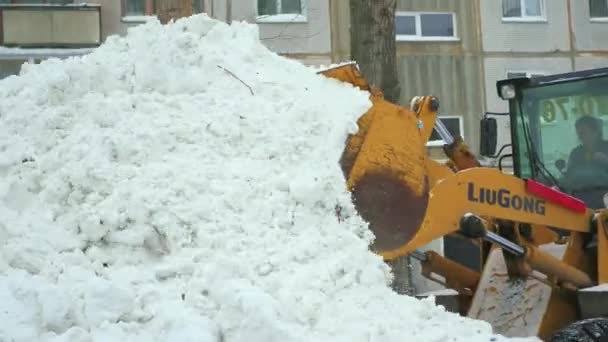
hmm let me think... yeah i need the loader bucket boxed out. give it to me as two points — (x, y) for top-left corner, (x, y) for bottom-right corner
(319, 63), (434, 257)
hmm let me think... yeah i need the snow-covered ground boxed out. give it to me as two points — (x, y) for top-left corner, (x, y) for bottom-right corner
(0, 14), (537, 342)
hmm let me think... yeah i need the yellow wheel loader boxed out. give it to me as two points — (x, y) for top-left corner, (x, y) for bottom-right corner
(318, 63), (608, 341)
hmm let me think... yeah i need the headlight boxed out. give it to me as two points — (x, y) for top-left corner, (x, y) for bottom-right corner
(500, 84), (516, 100)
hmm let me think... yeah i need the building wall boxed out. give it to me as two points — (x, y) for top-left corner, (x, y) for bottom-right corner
(480, 0), (570, 53)
(571, 0), (608, 51)
(87, 0), (138, 40)
(91, 0), (332, 65)
(576, 56), (608, 71)
(484, 57), (572, 113)
(209, 0), (332, 65)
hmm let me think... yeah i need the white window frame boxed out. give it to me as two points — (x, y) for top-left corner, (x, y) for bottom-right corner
(426, 116), (464, 147)
(502, 0), (547, 23)
(506, 70), (545, 79)
(590, 0), (608, 22)
(395, 12), (459, 42)
(256, 0), (307, 24)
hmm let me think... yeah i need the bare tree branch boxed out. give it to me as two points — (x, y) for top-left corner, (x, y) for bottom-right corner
(217, 65), (254, 95)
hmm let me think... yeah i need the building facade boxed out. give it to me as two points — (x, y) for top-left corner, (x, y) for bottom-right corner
(483, 0), (608, 113)
(207, 0), (333, 65)
(481, 0), (608, 157)
(94, 0), (333, 65)
(0, 0), (333, 79)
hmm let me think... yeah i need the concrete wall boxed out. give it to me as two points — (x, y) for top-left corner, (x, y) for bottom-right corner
(576, 56), (608, 70)
(480, 0), (570, 52)
(91, 0), (198, 41)
(87, 0), (129, 40)
(571, 0), (608, 51)
(484, 57), (572, 113)
(91, 0), (332, 65)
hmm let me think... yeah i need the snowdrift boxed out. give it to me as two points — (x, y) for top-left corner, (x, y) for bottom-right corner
(0, 14), (536, 342)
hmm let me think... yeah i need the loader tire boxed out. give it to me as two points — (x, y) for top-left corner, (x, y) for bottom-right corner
(549, 317), (608, 342)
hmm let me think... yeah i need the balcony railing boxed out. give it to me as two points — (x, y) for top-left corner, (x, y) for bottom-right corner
(0, 3), (101, 48)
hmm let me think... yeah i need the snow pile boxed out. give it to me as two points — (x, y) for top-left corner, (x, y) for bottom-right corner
(0, 14), (536, 342)
(582, 284), (608, 292)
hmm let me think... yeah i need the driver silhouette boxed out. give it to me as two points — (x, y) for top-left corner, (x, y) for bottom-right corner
(563, 115), (608, 209)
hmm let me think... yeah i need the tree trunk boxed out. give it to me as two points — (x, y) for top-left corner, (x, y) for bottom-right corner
(349, 0), (401, 103)
(350, 0), (408, 293)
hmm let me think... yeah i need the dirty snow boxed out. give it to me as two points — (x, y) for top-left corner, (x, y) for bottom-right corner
(0, 14), (537, 342)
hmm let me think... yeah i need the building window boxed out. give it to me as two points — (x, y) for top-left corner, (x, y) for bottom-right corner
(507, 71), (544, 79)
(502, 0), (545, 21)
(427, 116), (464, 147)
(590, 0), (608, 19)
(256, 0), (307, 23)
(123, 0), (151, 16)
(396, 12), (458, 41)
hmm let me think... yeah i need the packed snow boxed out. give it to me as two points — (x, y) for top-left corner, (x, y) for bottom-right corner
(0, 14), (538, 342)
(581, 284), (608, 292)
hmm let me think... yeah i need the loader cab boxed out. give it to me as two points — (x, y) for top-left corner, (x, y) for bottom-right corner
(483, 67), (608, 209)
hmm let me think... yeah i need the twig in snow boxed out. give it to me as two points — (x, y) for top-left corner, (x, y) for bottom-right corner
(217, 65), (254, 95)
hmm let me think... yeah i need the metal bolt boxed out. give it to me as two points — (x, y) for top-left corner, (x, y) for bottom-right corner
(429, 96), (440, 112)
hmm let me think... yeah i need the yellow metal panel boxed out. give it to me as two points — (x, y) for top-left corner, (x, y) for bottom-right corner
(320, 63), (432, 253)
(412, 96), (438, 144)
(467, 246), (565, 338)
(598, 212), (608, 284)
(381, 168), (593, 259)
(425, 158), (453, 187)
(346, 97), (430, 253)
